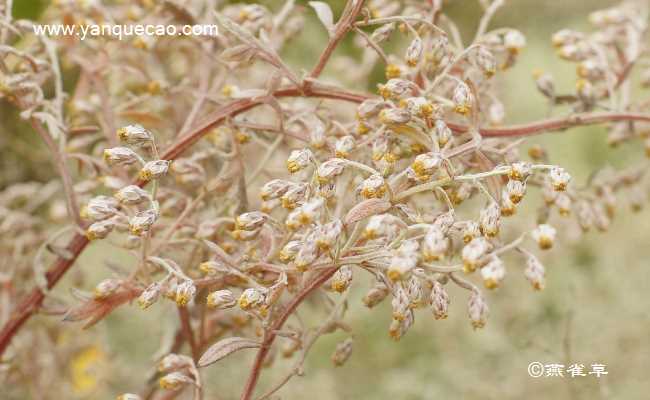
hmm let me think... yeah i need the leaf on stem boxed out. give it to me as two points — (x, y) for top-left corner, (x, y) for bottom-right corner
(198, 337), (261, 367)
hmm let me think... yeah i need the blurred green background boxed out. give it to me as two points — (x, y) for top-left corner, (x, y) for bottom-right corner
(2, 0), (649, 399)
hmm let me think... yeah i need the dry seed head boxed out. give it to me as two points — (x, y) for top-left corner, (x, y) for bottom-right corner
(532, 224), (556, 250)
(116, 124), (153, 147)
(331, 338), (353, 366)
(138, 160), (170, 182)
(331, 265), (353, 293)
(138, 282), (162, 310)
(480, 256), (506, 289)
(479, 202), (501, 237)
(206, 290), (237, 309)
(238, 288), (265, 311)
(468, 290), (488, 329)
(430, 281), (450, 320)
(286, 149), (313, 173)
(103, 147), (140, 166)
(114, 185), (149, 205)
(524, 254), (546, 290)
(93, 278), (121, 300)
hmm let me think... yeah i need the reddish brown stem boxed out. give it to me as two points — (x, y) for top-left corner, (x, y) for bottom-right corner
(178, 307), (199, 361)
(239, 267), (338, 400)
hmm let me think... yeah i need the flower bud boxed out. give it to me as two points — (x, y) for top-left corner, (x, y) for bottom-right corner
(356, 99), (388, 120)
(405, 37), (423, 66)
(281, 182), (308, 209)
(117, 124), (153, 146)
(480, 256), (506, 289)
(509, 162), (532, 181)
(279, 240), (302, 262)
(206, 289), (237, 309)
(331, 338), (353, 366)
(94, 278), (121, 300)
(453, 81), (472, 115)
(115, 185), (149, 205)
(139, 160), (170, 182)
(199, 260), (229, 275)
(86, 218), (116, 240)
(331, 265), (353, 293)
(474, 46), (496, 77)
(479, 202), (501, 237)
(103, 147), (140, 166)
(260, 179), (292, 201)
(506, 179), (526, 204)
(462, 221), (481, 243)
(129, 209), (158, 236)
(406, 275), (425, 308)
(81, 195), (119, 221)
(362, 283), (389, 308)
(158, 353), (192, 372)
(378, 107), (411, 125)
(238, 288), (265, 310)
(138, 282), (162, 309)
(159, 372), (193, 391)
(430, 281), (450, 320)
(524, 254), (545, 290)
(551, 29), (584, 47)
(462, 237), (491, 273)
(532, 224), (556, 250)
(370, 22), (395, 43)
(357, 174), (386, 199)
(554, 193), (572, 216)
(402, 97), (435, 118)
(334, 135), (356, 158)
(433, 119), (452, 146)
(315, 219), (342, 250)
(175, 280), (196, 306)
(468, 290), (488, 329)
(410, 152), (442, 180)
(422, 227), (448, 262)
(316, 159), (346, 183)
(532, 69), (555, 98)
(294, 240), (319, 271)
(500, 191), (517, 216)
(286, 149), (313, 173)
(504, 29), (526, 53)
(378, 79), (415, 100)
(387, 240), (419, 281)
(235, 211), (266, 231)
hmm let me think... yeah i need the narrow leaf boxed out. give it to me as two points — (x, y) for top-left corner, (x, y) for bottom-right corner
(198, 337), (260, 367)
(308, 1), (335, 36)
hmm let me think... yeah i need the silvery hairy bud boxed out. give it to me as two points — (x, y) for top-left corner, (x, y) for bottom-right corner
(81, 195), (119, 221)
(402, 97), (435, 118)
(462, 237), (491, 273)
(462, 221), (481, 244)
(551, 29), (584, 47)
(453, 81), (472, 115)
(468, 290), (488, 329)
(554, 193), (572, 216)
(331, 265), (353, 293)
(405, 37), (423, 67)
(158, 353), (193, 373)
(281, 182), (308, 209)
(504, 29), (526, 54)
(576, 200), (594, 231)
(532, 224), (556, 250)
(577, 59), (605, 81)
(506, 179), (526, 204)
(388, 309), (414, 341)
(238, 287), (265, 311)
(129, 208), (158, 236)
(159, 371), (193, 390)
(235, 211), (266, 231)
(378, 107), (411, 126)
(433, 211), (455, 235)
(557, 42), (591, 62)
(309, 120), (327, 149)
(391, 286), (410, 321)
(362, 282), (389, 308)
(199, 260), (229, 275)
(286, 148), (313, 173)
(331, 338), (353, 366)
(532, 69), (555, 99)
(409, 152), (442, 181)
(433, 119), (452, 146)
(479, 202), (501, 237)
(117, 124), (153, 146)
(452, 183), (474, 205)
(115, 185), (149, 205)
(480, 256), (506, 289)
(488, 101), (505, 125)
(86, 218), (116, 240)
(378, 78), (416, 100)
(387, 240), (419, 281)
(139, 160), (170, 182)
(138, 282), (162, 309)
(576, 79), (595, 108)
(430, 281), (450, 320)
(317, 158), (347, 183)
(474, 46), (496, 77)
(406, 275), (425, 308)
(315, 219), (342, 250)
(93, 278), (121, 300)
(206, 289), (237, 309)
(358, 174), (386, 199)
(279, 240), (301, 262)
(509, 162), (532, 181)
(294, 239), (319, 271)
(422, 226), (448, 262)
(370, 22), (395, 43)
(524, 254), (546, 290)
(175, 280), (196, 306)
(356, 98), (388, 119)
(334, 135), (356, 158)
(103, 147), (140, 166)
(260, 179), (292, 201)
